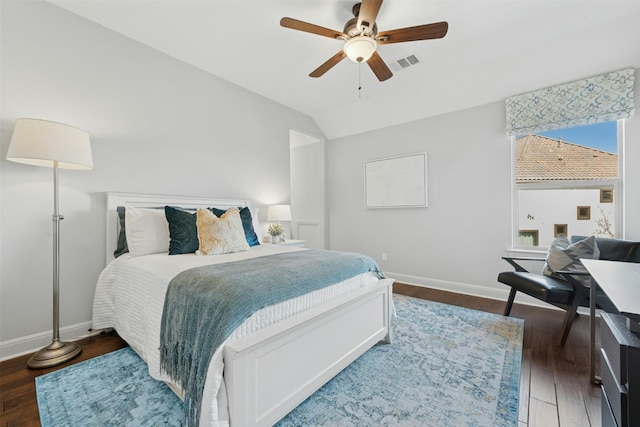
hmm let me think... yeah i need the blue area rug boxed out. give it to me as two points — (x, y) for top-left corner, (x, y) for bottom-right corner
(35, 346), (183, 426)
(36, 295), (523, 426)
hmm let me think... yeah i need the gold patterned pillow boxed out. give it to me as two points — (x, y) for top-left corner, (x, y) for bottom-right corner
(196, 207), (250, 255)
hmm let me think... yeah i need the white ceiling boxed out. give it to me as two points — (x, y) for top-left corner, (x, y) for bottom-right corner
(48, 0), (640, 140)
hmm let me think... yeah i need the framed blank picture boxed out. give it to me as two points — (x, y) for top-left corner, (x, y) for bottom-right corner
(365, 153), (428, 208)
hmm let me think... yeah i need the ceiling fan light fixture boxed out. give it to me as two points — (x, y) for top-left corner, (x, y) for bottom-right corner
(281, 1), (448, 81)
(343, 35), (377, 63)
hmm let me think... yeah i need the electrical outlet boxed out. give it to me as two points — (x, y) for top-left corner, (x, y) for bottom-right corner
(382, 253), (388, 261)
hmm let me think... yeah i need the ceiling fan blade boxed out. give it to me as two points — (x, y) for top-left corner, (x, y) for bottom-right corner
(309, 51), (347, 78)
(280, 17), (346, 40)
(357, 0), (383, 32)
(367, 51), (393, 81)
(376, 21), (448, 44)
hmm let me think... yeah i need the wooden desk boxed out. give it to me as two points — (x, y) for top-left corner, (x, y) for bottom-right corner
(582, 259), (640, 385)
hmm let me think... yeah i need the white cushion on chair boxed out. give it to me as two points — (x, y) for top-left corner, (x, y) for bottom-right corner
(543, 236), (599, 287)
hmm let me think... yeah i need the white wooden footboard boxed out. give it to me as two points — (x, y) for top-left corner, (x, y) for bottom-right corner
(224, 278), (394, 427)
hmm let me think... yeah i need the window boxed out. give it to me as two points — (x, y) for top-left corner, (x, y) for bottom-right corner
(512, 121), (622, 249)
(577, 206), (591, 220)
(518, 230), (539, 246)
(505, 68), (633, 249)
(600, 189), (614, 203)
(554, 224), (567, 237)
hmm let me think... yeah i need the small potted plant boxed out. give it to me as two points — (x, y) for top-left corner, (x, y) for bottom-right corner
(268, 223), (284, 243)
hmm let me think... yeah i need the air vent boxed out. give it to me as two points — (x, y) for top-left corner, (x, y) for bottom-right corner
(387, 54), (420, 72)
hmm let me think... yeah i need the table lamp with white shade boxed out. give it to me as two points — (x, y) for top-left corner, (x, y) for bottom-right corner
(267, 204), (292, 243)
(6, 118), (93, 368)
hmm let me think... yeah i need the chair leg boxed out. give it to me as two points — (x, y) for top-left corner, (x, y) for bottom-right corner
(559, 298), (581, 346)
(504, 288), (517, 316)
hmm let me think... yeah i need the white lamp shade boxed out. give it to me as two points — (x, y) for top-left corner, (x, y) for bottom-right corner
(267, 204), (292, 221)
(343, 36), (377, 63)
(6, 118), (93, 170)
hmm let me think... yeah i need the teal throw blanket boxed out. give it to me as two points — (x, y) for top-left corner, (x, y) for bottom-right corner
(159, 249), (385, 426)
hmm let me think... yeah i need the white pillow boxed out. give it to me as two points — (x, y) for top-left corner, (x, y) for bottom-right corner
(251, 207), (260, 240)
(124, 206), (170, 256)
(543, 235), (599, 287)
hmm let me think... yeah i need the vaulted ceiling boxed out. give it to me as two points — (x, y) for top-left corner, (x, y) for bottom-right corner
(48, 1), (640, 140)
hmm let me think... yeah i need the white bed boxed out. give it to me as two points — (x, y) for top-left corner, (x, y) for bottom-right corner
(93, 192), (394, 427)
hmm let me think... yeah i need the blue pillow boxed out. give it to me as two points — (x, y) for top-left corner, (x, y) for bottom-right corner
(113, 206), (129, 258)
(210, 206), (260, 247)
(165, 206), (200, 255)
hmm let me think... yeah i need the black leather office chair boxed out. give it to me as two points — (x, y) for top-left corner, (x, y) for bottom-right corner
(498, 236), (640, 346)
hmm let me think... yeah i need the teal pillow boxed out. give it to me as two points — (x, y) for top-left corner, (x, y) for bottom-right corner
(165, 206), (199, 255)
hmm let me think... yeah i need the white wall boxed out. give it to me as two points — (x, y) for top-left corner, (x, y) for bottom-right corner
(624, 97), (640, 239)
(0, 1), (324, 358)
(327, 84), (640, 300)
(290, 130), (325, 249)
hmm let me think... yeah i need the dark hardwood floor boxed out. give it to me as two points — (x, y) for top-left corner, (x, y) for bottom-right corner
(0, 283), (600, 427)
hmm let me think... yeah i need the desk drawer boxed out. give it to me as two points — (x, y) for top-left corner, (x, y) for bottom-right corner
(601, 385), (618, 427)
(602, 313), (626, 384)
(601, 348), (627, 427)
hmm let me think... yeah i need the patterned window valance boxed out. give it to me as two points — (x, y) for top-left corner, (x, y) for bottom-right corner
(505, 67), (635, 136)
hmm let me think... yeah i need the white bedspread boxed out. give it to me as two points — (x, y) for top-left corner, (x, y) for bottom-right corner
(92, 244), (381, 426)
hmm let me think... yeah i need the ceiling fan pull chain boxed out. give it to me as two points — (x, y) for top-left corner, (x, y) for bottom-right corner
(358, 62), (362, 99)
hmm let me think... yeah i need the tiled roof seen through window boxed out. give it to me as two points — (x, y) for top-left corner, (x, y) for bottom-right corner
(515, 135), (617, 183)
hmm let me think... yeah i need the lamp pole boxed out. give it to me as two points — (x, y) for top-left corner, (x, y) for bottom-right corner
(27, 161), (82, 368)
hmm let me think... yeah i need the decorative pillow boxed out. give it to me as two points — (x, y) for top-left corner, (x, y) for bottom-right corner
(124, 206), (170, 257)
(114, 206), (129, 258)
(543, 236), (600, 286)
(210, 206), (261, 247)
(196, 207), (250, 255)
(165, 206), (199, 255)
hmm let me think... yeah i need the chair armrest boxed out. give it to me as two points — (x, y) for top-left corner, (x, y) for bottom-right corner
(501, 256), (545, 272)
(556, 270), (592, 291)
(555, 270), (590, 276)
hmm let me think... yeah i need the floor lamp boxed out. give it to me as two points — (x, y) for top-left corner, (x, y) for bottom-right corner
(6, 118), (93, 369)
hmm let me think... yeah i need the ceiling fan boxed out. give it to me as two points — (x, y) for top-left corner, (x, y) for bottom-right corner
(280, 0), (448, 82)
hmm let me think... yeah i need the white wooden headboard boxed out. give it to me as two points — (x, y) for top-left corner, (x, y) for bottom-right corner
(105, 192), (251, 265)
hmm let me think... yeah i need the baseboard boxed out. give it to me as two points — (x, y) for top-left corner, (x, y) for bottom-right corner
(386, 271), (565, 311)
(0, 321), (95, 362)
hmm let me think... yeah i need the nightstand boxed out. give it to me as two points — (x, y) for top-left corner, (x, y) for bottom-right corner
(275, 239), (305, 248)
